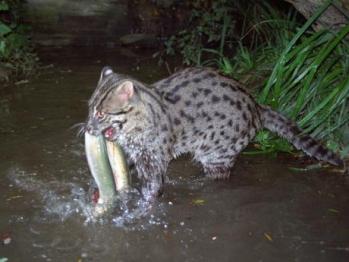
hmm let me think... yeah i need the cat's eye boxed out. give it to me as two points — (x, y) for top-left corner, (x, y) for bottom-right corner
(95, 111), (105, 119)
(107, 106), (133, 116)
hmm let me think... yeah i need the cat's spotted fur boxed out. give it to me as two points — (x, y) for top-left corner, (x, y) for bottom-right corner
(86, 66), (344, 197)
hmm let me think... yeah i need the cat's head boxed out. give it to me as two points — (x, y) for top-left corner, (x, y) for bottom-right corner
(86, 66), (151, 141)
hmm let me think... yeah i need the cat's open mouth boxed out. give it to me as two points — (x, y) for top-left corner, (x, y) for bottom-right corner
(103, 127), (116, 140)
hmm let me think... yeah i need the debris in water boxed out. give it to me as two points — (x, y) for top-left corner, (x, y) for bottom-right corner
(288, 163), (323, 172)
(2, 236), (11, 245)
(212, 236), (217, 241)
(264, 233), (273, 242)
(6, 195), (23, 201)
(191, 199), (205, 206)
(1, 232), (11, 246)
(14, 79), (29, 85)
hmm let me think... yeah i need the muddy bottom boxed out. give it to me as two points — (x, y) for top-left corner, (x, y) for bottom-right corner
(0, 47), (348, 262)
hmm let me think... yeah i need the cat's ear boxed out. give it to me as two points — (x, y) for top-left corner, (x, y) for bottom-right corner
(100, 66), (113, 81)
(101, 80), (135, 112)
(114, 80), (134, 104)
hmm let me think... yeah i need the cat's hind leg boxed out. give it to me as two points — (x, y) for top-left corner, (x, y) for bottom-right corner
(200, 157), (236, 180)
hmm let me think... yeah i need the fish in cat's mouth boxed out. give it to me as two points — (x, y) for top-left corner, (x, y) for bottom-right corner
(84, 124), (116, 141)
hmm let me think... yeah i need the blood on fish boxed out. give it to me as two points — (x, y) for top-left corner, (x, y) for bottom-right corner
(91, 188), (99, 204)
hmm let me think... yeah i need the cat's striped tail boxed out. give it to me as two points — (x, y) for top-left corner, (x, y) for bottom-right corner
(259, 105), (344, 167)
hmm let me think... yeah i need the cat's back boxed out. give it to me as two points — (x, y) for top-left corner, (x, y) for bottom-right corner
(151, 68), (262, 151)
(153, 67), (252, 104)
(153, 67), (260, 125)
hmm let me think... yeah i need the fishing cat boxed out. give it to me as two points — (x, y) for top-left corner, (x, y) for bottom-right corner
(85, 66), (344, 197)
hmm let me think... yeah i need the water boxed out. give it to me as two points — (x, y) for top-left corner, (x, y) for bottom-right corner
(0, 47), (348, 261)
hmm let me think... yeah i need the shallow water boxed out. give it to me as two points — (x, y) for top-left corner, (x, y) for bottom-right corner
(0, 47), (348, 261)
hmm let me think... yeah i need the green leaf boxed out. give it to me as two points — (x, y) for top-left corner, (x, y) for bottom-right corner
(0, 40), (5, 55)
(0, 22), (12, 37)
(221, 57), (233, 75)
(258, 0), (334, 104)
(292, 24), (349, 118)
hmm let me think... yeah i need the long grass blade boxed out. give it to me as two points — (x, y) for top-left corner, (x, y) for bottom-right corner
(259, 0), (334, 104)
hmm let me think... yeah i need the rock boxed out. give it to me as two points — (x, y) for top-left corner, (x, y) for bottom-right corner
(284, 0), (349, 32)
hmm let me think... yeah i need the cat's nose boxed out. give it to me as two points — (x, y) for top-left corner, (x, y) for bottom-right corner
(87, 117), (99, 130)
(86, 126), (101, 136)
(86, 125), (92, 133)
(86, 118), (100, 136)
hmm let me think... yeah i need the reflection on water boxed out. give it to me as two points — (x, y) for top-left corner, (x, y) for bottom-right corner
(0, 47), (348, 262)
(0, 97), (14, 135)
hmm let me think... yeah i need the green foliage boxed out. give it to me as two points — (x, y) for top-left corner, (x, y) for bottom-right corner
(0, 1), (11, 39)
(256, 25), (349, 155)
(163, 1), (299, 69)
(163, 0), (236, 66)
(238, 0), (349, 155)
(0, 0), (37, 81)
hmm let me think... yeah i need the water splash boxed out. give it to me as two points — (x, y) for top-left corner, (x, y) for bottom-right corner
(6, 167), (167, 229)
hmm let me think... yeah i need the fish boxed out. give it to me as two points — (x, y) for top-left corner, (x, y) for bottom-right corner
(85, 132), (130, 215)
(105, 140), (131, 191)
(85, 132), (117, 207)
